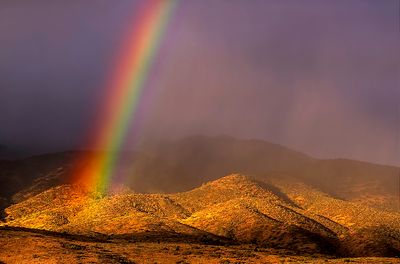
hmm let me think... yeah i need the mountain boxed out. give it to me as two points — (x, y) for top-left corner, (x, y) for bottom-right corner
(0, 151), (76, 219)
(0, 136), (399, 215)
(126, 135), (313, 192)
(0, 144), (37, 160)
(2, 174), (400, 257)
(122, 135), (400, 210)
(1, 134), (399, 259)
(288, 159), (400, 210)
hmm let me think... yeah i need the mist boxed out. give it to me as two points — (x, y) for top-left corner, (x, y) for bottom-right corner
(0, 0), (399, 166)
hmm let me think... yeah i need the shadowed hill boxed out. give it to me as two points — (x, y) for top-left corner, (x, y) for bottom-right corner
(0, 151), (77, 219)
(0, 136), (399, 216)
(127, 135), (314, 192)
(127, 136), (399, 210)
(0, 145), (19, 160)
(283, 159), (400, 209)
(0, 152), (76, 201)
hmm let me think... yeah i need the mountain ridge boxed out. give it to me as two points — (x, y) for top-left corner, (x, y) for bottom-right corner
(2, 174), (400, 257)
(1, 136), (399, 215)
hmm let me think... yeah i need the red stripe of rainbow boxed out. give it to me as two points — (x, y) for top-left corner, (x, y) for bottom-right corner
(73, 0), (178, 194)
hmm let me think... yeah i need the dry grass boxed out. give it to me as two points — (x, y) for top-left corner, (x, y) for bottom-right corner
(0, 227), (399, 264)
(2, 174), (400, 257)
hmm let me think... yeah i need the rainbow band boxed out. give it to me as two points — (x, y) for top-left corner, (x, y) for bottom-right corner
(75, 0), (178, 194)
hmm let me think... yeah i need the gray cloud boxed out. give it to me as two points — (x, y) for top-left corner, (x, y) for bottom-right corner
(0, 0), (399, 165)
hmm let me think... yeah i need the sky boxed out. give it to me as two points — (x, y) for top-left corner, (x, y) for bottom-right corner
(0, 0), (399, 165)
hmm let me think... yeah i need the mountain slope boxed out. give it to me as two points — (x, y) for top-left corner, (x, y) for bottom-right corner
(1, 136), (399, 212)
(3, 174), (400, 256)
(0, 151), (76, 201)
(127, 135), (314, 192)
(120, 136), (400, 210)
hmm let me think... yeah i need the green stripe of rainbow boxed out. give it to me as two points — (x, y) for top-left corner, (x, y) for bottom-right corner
(73, 0), (178, 194)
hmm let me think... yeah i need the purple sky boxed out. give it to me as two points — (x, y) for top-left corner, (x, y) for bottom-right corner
(0, 0), (399, 165)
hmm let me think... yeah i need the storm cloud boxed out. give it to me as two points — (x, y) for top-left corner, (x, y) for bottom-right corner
(0, 0), (399, 165)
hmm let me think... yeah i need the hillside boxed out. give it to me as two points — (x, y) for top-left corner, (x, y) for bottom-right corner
(1, 136), (399, 228)
(3, 174), (400, 257)
(106, 136), (400, 210)
(112, 136), (400, 212)
(288, 159), (400, 210)
(126, 135), (314, 192)
(0, 151), (76, 201)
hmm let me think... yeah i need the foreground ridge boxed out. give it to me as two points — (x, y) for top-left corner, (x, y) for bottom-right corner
(2, 174), (400, 258)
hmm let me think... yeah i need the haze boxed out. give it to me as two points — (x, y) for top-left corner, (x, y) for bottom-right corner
(0, 0), (399, 165)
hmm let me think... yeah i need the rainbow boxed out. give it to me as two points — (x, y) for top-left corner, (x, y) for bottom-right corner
(73, 0), (178, 194)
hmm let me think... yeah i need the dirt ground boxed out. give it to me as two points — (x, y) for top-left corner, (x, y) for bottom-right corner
(0, 228), (399, 264)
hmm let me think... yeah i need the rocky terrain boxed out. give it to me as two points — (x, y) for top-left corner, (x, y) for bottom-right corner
(1, 136), (399, 210)
(1, 174), (400, 262)
(0, 136), (399, 263)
